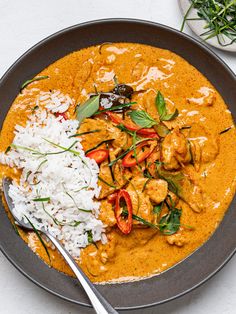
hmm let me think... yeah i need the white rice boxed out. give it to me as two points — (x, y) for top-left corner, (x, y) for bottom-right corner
(0, 92), (106, 258)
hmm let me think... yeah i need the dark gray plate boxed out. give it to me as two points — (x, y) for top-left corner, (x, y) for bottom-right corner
(0, 19), (235, 311)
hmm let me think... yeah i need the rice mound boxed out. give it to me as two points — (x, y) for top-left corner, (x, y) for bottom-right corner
(0, 96), (106, 258)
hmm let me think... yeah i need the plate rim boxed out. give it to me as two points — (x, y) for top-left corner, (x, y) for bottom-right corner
(0, 18), (235, 310)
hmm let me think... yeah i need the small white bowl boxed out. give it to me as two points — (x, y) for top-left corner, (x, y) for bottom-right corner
(178, 0), (236, 52)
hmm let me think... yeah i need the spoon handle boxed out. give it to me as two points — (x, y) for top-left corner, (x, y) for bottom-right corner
(46, 232), (118, 314)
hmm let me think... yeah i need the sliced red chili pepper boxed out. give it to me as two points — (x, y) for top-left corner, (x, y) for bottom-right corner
(86, 149), (109, 164)
(107, 192), (118, 204)
(122, 141), (154, 167)
(55, 112), (68, 121)
(115, 190), (133, 234)
(140, 132), (159, 138)
(106, 112), (157, 136)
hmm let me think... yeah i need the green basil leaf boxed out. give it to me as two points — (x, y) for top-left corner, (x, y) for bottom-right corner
(156, 91), (167, 119)
(76, 95), (100, 125)
(159, 208), (182, 235)
(128, 110), (157, 128)
(154, 124), (170, 137)
(153, 203), (163, 215)
(155, 91), (179, 121)
(87, 230), (93, 244)
(161, 109), (179, 121)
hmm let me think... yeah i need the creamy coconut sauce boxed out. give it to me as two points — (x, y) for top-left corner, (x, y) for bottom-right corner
(0, 43), (235, 283)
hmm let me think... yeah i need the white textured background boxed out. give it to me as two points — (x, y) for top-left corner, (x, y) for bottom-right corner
(0, 0), (235, 313)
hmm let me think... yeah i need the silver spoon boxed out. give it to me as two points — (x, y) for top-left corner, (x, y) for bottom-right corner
(3, 177), (118, 314)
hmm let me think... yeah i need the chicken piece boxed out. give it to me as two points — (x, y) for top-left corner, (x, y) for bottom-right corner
(182, 184), (205, 213)
(188, 123), (219, 164)
(126, 176), (155, 224)
(180, 170), (211, 213)
(132, 61), (147, 81)
(166, 230), (187, 247)
(204, 92), (216, 106)
(161, 127), (192, 170)
(146, 179), (168, 204)
(187, 89), (216, 107)
(106, 122), (128, 155)
(79, 118), (112, 152)
(99, 200), (116, 227)
(73, 60), (92, 92)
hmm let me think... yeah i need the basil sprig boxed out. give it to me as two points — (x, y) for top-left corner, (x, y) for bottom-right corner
(76, 95), (100, 125)
(156, 91), (179, 121)
(128, 110), (157, 128)
(123, 204), (182, 235)
(159, 208), (182, 235)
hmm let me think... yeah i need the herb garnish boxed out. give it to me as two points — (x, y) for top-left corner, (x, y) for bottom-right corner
(31, 105), (39, 111)
(156, 91), (179, 121)
(99, 42), (113, 54)
(64, 190), (92, 213)
(219, 126), (233, 134)
(159, 208), (182, 235)
(43, 138), (81, 157)
(76, 95), (100, 125)
(142, 178), (151, 192)
(24, 215), (51, 262)
(153, 203), (163, 216)
(87, 230), (93, 244)
(20, 76), (49, 91)
(5, 146), (11, 154)
(107, 143), (115, 183)
(85, 139), (114, 154)
(12, 140), (80, 158)
(98, 176), (117, 189)
(33, 197), (50, 202)
(69, 129), (101, 138)
(116, 124), (142, 141)
(154, 124), (170, 137)
(181, 0), (236, 47)
(123, 207), (182, 235)
(128, 110), (157, 128)
(93, 102), (136, 115)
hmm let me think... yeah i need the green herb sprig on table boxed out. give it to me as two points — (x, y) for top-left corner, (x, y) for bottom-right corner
(181, 0), (236, 47)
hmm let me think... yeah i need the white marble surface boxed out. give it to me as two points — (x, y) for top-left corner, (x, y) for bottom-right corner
(0, 0), (235, 313)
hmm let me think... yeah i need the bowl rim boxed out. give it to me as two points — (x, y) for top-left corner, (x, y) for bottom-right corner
(0, 18), (235, 310)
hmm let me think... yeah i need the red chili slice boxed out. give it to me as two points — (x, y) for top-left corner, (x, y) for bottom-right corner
(122, 141), (154, 167)
(86, 149), (109, 164)
(115, 190), (133, 234)
(106, 112), (157, 136)
(55, 112), (68, 121)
